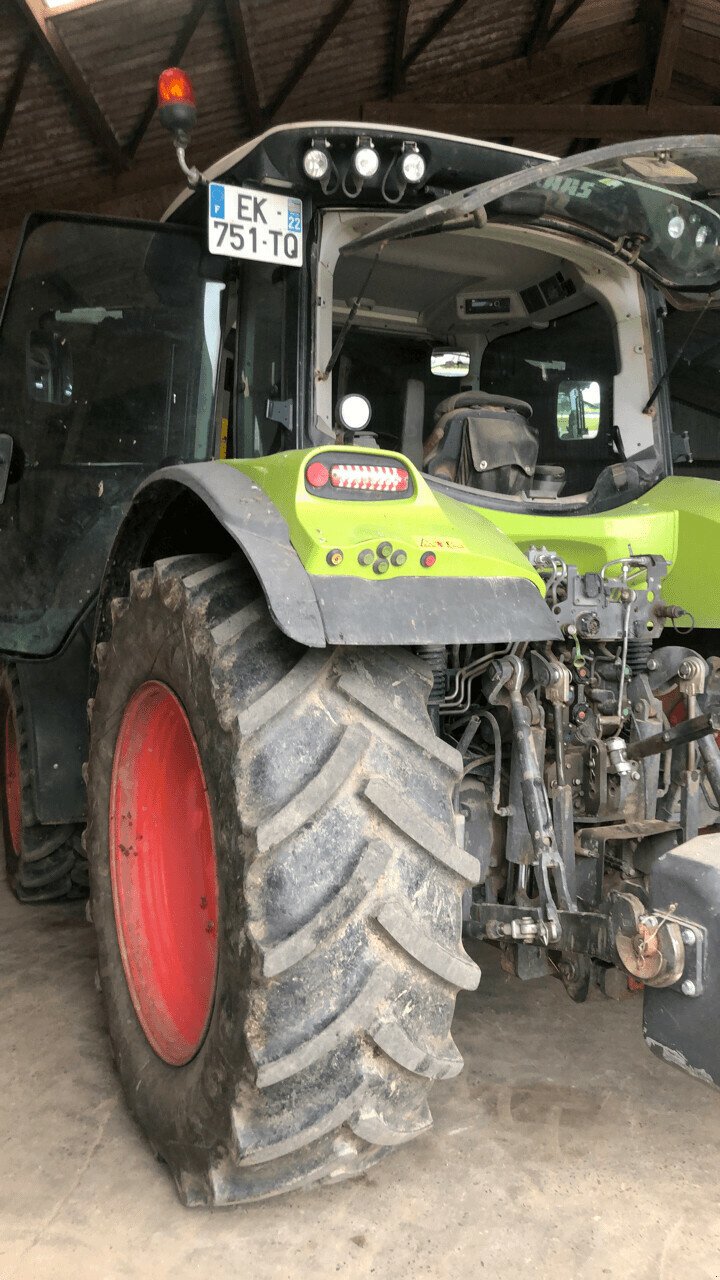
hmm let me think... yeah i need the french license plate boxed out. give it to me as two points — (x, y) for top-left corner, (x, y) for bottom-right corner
(208, 182), (303, 266)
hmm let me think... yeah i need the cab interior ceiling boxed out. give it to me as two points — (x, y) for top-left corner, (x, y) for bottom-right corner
(332, 230), (578, 341)
(328, 216), (655, 505)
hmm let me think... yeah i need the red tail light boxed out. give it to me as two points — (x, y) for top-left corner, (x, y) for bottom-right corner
(304, 454), (413, 500)
(330, 464), (409, 492)
(306, 461), (330, 488)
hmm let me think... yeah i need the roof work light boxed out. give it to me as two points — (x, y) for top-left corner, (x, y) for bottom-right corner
(382, 141), (427, 203)
(301, 138), (339, 193)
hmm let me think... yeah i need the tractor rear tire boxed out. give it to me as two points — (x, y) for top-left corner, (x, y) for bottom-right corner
(1, 665), (87, 902)
(86, 553), (480, 1206)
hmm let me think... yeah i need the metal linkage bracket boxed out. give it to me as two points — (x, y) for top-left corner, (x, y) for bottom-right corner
(653, 914), (706, 998)
(469, 898), (706, 997)
(467, 903), (561, 947)
(484, 654), (573, 923)
(527, 550), (670, 643)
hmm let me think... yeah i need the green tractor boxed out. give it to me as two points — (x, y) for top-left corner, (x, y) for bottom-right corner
(3, 68), (720, 1204)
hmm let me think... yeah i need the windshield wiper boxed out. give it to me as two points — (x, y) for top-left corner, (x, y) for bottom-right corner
(643, 295), (713, 413)
(320, 245), (385, 380)
(337, 185), (490, 256)
(338, 135), (720, 258)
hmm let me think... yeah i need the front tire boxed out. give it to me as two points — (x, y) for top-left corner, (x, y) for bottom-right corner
(87, 554), (479, 1206)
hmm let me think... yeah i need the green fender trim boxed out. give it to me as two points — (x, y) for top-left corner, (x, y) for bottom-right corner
(225, 447), (546, 588)
(223, 447), (563, 644)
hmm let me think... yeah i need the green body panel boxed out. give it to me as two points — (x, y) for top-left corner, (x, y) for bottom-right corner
(481, 475), (720, 628)
(225, 447), (545, 592)
(222, 451), (720, 631)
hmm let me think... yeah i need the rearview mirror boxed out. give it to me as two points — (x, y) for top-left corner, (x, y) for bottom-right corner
(431, 347), (470, 378)
(25, 330), (73, 406)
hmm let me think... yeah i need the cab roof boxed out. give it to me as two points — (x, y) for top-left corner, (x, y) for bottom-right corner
(163, 120), (552, 226)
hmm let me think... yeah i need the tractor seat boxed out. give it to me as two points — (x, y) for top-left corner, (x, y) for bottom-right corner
(424, 391), (541, 496)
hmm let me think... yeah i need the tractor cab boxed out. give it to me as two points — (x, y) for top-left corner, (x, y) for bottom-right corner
(314, 136), (720, 515)
(1, 77), (720, 663)
(167, 121), (720, 519)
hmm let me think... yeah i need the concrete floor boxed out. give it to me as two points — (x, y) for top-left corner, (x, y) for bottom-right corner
(2, 872), (720, 1280)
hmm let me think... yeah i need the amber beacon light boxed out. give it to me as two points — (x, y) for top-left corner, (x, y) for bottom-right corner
(157, 68), (201, 187)
(157, 67), (197, 135)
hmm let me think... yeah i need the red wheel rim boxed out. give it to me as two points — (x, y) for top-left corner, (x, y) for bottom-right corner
(110, 681), (219, 1066)
(3, 701), (22, 855)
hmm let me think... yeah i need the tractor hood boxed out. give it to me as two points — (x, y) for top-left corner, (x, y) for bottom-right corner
(343, 136), (720, 302)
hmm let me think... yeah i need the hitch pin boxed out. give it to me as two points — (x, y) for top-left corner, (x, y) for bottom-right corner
(637, 902), (678, 954)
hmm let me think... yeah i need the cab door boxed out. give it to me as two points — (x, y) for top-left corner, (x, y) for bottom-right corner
(0, 212), (226, 657)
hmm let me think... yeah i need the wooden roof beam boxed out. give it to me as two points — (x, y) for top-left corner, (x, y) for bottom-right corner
(11, 0), (127, 171)
(544, 0), (588, 45)
(223, 0), (264, 134)
(0, 38), (34, 154)
(125, 0), (210, 161)
(389, 0), (411, 96)
(524, 0), (556, 57)
(675, 35), (720, 96)
(566, 76), (634, 155)
(267, 0), (355, 119)
(388, 22), (645, 106)
(649, 0), (687, 104)
(402, 0), (472, 76)
(362, 100), (720, 136)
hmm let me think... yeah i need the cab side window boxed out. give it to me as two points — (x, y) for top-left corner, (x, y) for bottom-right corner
(664, 306), (720, 480)
(235, 263), (290, 457)
(482, 303), (616, 496)
(556, 380), (601, 440)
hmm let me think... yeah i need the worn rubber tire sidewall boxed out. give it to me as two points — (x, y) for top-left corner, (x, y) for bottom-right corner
(0, 679), (20, 884)
(88, 591), (255, 1173)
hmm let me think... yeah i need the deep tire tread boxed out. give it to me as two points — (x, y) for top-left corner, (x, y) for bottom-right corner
(364, 777), (480, 881)
(336, 670), (461, 772)
(249, 838), (392, 977)
(87, 553), (479, 1206)
(375, 898), (481, 990)
(254, 723), (371, 855)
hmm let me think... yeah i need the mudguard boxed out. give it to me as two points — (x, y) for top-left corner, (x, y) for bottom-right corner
(141, 463), (325, 646)
(97, 460), (560, 651)
(644, 834), (720, 1088)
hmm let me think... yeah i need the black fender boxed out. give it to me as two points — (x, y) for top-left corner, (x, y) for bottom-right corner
(94, 461), (560, 658)
(95, 463), (326, 653)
